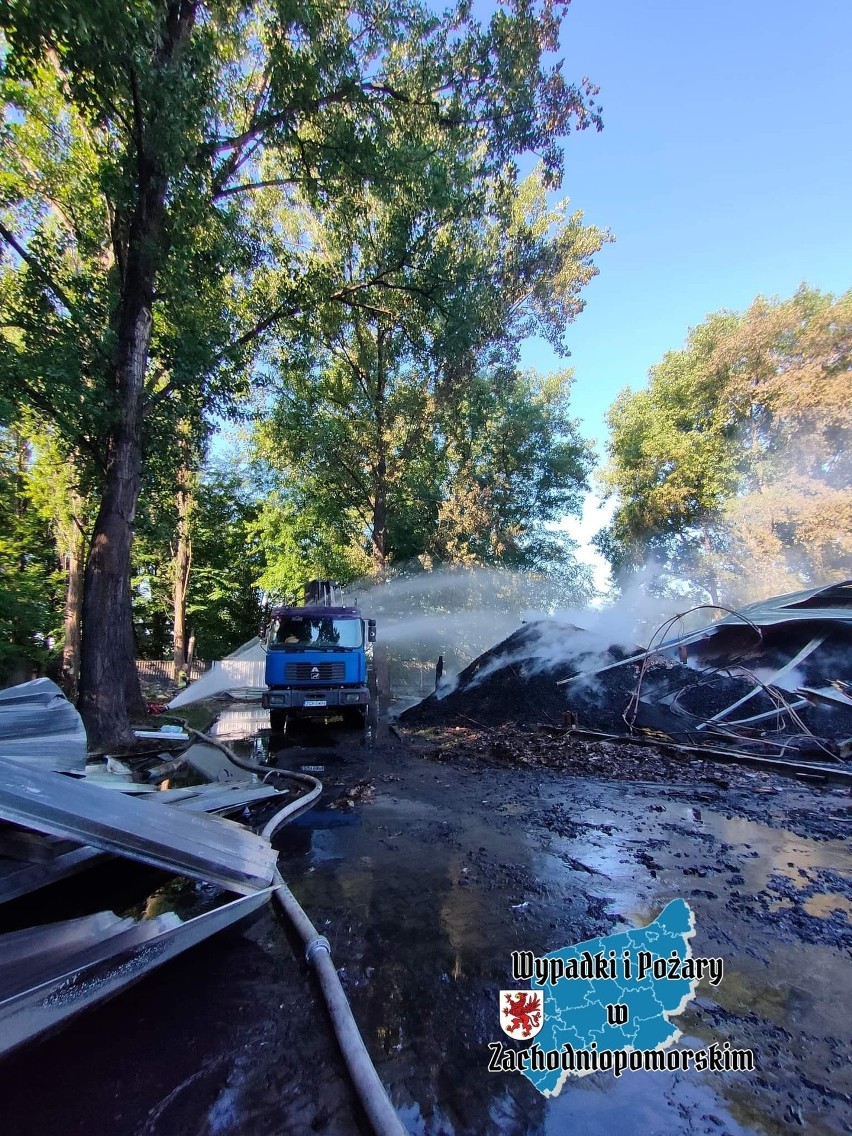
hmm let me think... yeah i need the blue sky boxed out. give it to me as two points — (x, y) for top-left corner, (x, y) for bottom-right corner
(523, 0), (852, 580)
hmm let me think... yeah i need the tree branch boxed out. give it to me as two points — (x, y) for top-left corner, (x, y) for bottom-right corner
(0, 221), (77, 315)
(127, 62), (146, 164)
(213, 177), (301, 199)
(209, 84), (358, 155)
(211, 135), (265, 197)
(8, 373), (106, 472)
(330, 334), (370, 399)
(322, 451), (371, 502)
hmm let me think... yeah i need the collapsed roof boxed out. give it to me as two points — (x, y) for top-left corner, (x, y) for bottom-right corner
(402, 580), (852, 759)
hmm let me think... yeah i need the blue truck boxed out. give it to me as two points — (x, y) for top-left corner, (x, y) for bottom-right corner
(261, 582), (376, 731)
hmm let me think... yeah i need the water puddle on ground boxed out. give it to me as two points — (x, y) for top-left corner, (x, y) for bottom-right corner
(220, 708), (852, 1134)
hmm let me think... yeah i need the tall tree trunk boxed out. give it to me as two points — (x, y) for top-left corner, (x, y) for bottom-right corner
(372, 456), (387, 576)
(77, 0), (197, 749)
(61, 519), (85, 703)
(172, 463), (192, 679)
(371, 325), (388, 578)
(79, 304), (152, 746)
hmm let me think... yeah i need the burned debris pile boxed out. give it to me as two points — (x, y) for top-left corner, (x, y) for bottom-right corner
(402, 581), (852, 764)
(420, 723), (765, 790)
(402, 620), (636, 731)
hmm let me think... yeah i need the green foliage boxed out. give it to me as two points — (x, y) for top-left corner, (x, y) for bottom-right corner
(0, 428), (63, 681)
(125, 460), (268, 660)
(1, 0), (604, 456)
(598, 286), (852, 603)
(186, 465), (266, 660)
(433, 367), (594, 569)
(251, 491), (373, 602)
(256, 163), (606, 587)
(0, 0), (607, 724)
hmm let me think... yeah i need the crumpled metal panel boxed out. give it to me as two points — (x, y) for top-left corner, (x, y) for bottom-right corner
(0, 679), (87, 773)
(0, 757), (278, 893)
(708, 580), (852, 629)
(0, 891), (270, 1057)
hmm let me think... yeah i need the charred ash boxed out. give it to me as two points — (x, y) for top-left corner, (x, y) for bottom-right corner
(402, 580), (852, 767)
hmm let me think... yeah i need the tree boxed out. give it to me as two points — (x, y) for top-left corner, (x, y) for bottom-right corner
(597, 286), (852, 603)
(257, 166), (606, 582)
(595, 313), (741, 603)
(432, 366), (594, 584)
(26, 431), (93, 698)
(0, 427), (63, 684)
(1, 0), (603, 745)
(186, 465), (266, 660)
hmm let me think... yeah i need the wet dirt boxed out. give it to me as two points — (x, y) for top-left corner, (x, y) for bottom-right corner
(0, 704), (850, 1135)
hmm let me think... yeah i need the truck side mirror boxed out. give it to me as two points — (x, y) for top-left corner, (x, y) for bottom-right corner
(367, 620), (376, 643)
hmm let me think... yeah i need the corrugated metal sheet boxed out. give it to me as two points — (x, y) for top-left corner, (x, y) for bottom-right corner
(0, 757), (277, 894)
(0, 845), (103, 905)
(0, 679), (87, 773)
(0, 892), (270, 1058)
(708, 580), (852, 630)
(562, 579), (852, 686)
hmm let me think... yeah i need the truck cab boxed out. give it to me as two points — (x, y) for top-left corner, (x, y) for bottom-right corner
(261, 604), (374, 730)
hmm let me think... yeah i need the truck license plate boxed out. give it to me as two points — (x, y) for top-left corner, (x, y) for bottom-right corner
(304, 699), (327, 707)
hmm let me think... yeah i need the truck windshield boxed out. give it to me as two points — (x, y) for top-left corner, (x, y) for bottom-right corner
(269, 617), (362, 649)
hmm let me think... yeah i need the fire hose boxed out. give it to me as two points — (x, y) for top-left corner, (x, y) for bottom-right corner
(184, 726), (407, 1136)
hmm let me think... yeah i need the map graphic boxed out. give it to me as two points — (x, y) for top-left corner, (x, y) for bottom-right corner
(522, 898), (696, 1097)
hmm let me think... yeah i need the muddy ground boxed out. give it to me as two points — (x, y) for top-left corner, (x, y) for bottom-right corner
(0, 705), (850, 1135)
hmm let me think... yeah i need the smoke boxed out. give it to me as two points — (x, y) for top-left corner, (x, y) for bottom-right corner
(750, 665), (805, 694)
(345, 564), (715, 706)
(719, 434), (852, 603)
(171, 564), (798, 713)
(607, 431), (852, 612)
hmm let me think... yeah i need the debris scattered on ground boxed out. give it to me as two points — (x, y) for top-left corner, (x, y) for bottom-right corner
(1, 704), (849, 1135)
(134, 724), (190, 741)
(0, 734), (287, 1057)
(329, 779), (376, 809)
(0, 890), (269, 1060)
(406, 723), (769, 788)
(0, 756), (278, 894)
(402, 580), (852, 771)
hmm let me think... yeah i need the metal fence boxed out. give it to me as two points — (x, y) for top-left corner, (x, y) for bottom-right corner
(137, 659), (209, 685)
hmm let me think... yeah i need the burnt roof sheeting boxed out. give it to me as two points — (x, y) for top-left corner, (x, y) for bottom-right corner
(694, 634), (827, 730)
(0, 891), (270, 1058)
(0, 782), (284, 905)
(0, 846), (103, 906)
(704, 580), (852, 630)
(0, 757), (277, 894)
(559, 580), (852, 686)
(0, 679), (87, 774)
